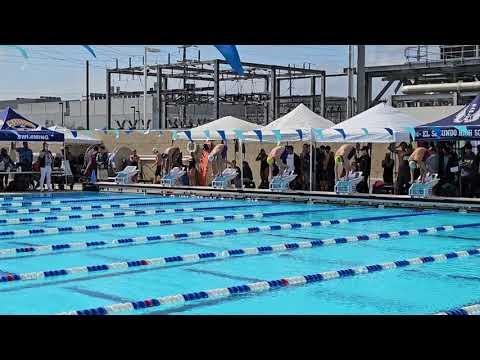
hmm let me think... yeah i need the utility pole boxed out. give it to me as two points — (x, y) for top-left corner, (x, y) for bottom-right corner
(86, 60), (90, 130)
(347, 45), (354, 118)
(144, 47), (161, 130)
(356, 45), (366, 113)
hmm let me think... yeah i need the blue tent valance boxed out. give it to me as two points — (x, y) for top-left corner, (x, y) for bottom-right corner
(415, 95), (480, 140)
(0, 107), (64, 142)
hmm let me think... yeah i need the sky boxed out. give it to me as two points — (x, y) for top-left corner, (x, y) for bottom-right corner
(0, 45), (428, 101)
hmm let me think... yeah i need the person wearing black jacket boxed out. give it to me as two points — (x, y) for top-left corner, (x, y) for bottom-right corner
(357, 146), (371, 193)
(256, 149), (269, 189)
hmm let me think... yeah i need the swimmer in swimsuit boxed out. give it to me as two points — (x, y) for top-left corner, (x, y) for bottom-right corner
(408, 147), (428, 183)
(334, 144), (356, 182)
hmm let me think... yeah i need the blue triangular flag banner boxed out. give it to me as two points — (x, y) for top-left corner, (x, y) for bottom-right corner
(203, 130), (211, 139)
(405, 127), (416, 140)
(71, 130), (78, 138)
(361, 128), (369, 135)
(253, 129), (263, 142)
(115, 129), (120, 139)
(272, 129), (282, 143)
(296, 129), (303, 140)
(454, 125), (468, 136)
(82, 45), (96, 58)
(334, 128), (346, 139)
(385, 128), (394, 137)
(184, 130), (193, 142)
(217, 130), (227, 141)
(214, 45), (244, 76)
(313, 128), (323, 140)
(233, 129), (245, 140)
(171, 130), (177, 141)
(1, 45), (29, 59)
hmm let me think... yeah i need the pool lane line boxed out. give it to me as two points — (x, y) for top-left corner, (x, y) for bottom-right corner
(0, 195), (226, 208)
(0, 200), (251, 215)
(436, 303), (480, 315)
(0, 204), (356, 226)
(57, 246), (480, 315)
(0, 205), (359, 227)
(0, 221), (461, 283)
(0, 211), (436, 253)
(0, 197), (23, 201)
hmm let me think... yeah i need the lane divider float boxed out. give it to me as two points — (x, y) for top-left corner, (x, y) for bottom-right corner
(0, 196), (220, 208)
(0, 212), (438, 256)
(0, 197), (23, 201)
(0, 202), (264, 216)
(0, 203), (307, 226)
(57, 246), (480, 315)
(0, 223), (461, 284)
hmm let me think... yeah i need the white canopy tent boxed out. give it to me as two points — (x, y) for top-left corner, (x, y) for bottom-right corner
(177, 116), (259, 140)
(318, 103), (426, 143)
(48, 126), (101, 145)
(244, 103), (334, 142)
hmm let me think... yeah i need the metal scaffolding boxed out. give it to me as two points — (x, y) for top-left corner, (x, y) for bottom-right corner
(105, 58), (327, 129)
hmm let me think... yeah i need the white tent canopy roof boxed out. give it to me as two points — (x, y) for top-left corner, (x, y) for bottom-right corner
(177, 115), (259, 140)
(48, 126), (101, 145)
(319, 103), (427, 143)
(245, 103), (334, 142)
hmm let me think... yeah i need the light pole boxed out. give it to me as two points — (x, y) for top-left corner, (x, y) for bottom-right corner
(58, 102), (64, 126)
(131, 106), (136, 126)
(144, 47), (161, 130)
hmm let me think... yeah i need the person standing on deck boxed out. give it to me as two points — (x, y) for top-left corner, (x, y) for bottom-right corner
(38, 142), (53, 192)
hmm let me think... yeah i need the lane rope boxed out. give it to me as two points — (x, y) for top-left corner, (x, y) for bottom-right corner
(0, 197), (23, 201)
(57, 246), (480, 315)
(0, 203), (309, 226)
(0, 223), (462, 284)
(0, 201), (264, 216)
(0, 211), (438, 256)
(0, 196), (220, 208)
(436, 303), (480, 315)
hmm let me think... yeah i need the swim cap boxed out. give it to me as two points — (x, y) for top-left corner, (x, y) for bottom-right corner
(409, 160), (417, 170)
(335, 155), (343, 165)
(267, 156), (274, 166)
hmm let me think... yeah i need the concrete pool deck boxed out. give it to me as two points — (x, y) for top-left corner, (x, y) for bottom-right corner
(96, 181), (480, 212)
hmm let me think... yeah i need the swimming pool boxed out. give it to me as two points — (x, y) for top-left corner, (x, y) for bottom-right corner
(0, 191), (479, 315)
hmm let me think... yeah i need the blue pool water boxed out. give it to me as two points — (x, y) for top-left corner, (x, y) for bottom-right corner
(0, 191), (479, 315)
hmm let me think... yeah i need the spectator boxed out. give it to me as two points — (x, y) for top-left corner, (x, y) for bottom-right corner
(382, 152), (394, 185)
(0, 148), (14, 190)
(357, 146), (371, 193)
(284, 145), (302, 190)
(425, 145), (439, 174)
(96, 145), (109, 181)
(256, 149), (269, 189)
(230, 160), (242, 189)
(242, 161), (255, 189)
(390, 142), (412, 195)
(187, 159), (198, 186)
(300, 143), (311, 190)
(325, 146), (335, 191)
(38, 142), (53, 192)
(16, 142), (33, 171)
(152, 148), (162, 184)
(84, 145), (98, 178)
(461, 143), (475, 197)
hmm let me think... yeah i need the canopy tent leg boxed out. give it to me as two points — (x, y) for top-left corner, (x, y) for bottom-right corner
(309, 135), (313, 193)
(240, 139), (244, 190)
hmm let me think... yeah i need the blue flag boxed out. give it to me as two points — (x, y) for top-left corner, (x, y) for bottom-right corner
(334, 128), (346, 139)
(184, 130), (193, 142)
(313, 128), (323, 140)
(454, 125), (468, 135)
(217, 130), (227, 141)
(405, 127), (416, 140)
(385, 128), (394, 137)
(233, 129), (245, 140)
(296, 129), (303, 140)
(272, 129), (282, 143)
(361, 128), (369, 136)
(214, 45), (244, 76)
(82, 45), (96, 58)
(203, 130), (211, 139)
(253, 129), (263, 142)
(171, 130), (177, 141)
(71, 130), (78, 138)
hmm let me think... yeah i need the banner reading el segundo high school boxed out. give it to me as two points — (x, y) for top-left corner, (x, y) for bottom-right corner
(415, 95), (480, 140)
